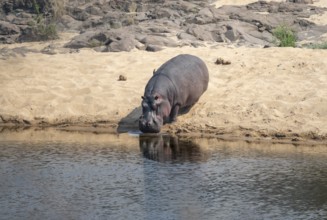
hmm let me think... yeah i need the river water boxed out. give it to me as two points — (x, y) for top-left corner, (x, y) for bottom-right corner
(0, 129), (326, 220)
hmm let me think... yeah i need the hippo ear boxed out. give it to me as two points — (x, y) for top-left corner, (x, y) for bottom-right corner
(141, 96), (145, 100)
(153, 69), (156, 75)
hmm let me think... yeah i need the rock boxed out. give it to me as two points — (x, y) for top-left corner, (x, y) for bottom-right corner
(198, 7), (213, 18)
(186, 24), (215, 41)
(0, 21), (20, 35)
(65, 28), (138, 52)
(85, 5), (103, 16)
(134, 12), (148, 23)
(9, 12), (34, 25)
(108, 0), (139, 12)
(101, 12), (135, 28)
(186, 7), (215, 24)
(82, 15), (105, 29)
(215, 58), (231, 65)
(139, 35), (178, 47)
(1, 0), (326, 48)
(110, 20), (123, 29)
(11, 17), (33, 26)
(177, 32), (197, 41)
(145, 44), (163, 52)
(107, 36), (137, 52)
(275, 133), (286, 138)
(175, 1), (201, 14)
(186, 23), (226, 42)
(224, 25), (240, 42)
(16, 11), (33, 19)
(246, 1), (271, 12)
(58, 15), (83, 31)
(230, 21), (274, 46)
(64, 31), (105, 49)
(134, 33), (147, 42)
(0, 34), (19, 44)
(118, 75), (127, 81)
(148, 27), (170, 34)
(15, 46), (38, 55)
(0, 47), (16, 59)
(17, 26), (38, 42)
(2, 1), (14, 14)
(41, 44), (57, 55)
(135, 41), (146, 50)
(67, 6), (89, 21)
(93, 45), (107, 52)
(287, 0), (313, 4)
(153, 8), (180, 19)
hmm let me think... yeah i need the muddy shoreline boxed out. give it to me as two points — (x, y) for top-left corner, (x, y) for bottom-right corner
(1, 123), (326, 145)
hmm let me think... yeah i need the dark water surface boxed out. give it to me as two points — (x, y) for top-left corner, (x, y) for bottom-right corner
(0, 130), (326, 220)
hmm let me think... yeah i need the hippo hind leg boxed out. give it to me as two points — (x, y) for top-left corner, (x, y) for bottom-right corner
(168, 104), (196, 123)
(179, 104), (194, 115)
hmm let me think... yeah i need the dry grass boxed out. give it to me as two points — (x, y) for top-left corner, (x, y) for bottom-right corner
(29, 0), (67, 20)
(49, 0), (67, 20)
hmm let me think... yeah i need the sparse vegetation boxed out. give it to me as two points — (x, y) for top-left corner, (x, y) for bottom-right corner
(304, 42), (327, 49)
(28, 0), (66, 40)
(89, 39), (104, 48)
(272, 25), (297, 47)
(34, 22), (58, 40)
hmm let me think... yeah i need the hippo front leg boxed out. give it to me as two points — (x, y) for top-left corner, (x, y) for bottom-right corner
(169, 104), (180, 123)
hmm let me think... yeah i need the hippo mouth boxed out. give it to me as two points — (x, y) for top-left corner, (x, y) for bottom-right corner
(139, 114), (162, 133)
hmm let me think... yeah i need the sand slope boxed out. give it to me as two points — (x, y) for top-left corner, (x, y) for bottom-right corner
(0, 41), (326, 143)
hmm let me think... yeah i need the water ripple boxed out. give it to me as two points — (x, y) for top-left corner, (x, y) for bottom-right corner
(0, 134), (326, 220)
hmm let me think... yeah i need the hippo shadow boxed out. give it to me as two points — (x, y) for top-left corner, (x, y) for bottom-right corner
(117, 106), (142, 133)
(139, 134), (208, 163)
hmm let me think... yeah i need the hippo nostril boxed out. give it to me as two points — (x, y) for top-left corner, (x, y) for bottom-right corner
(146, 122), (151, 127)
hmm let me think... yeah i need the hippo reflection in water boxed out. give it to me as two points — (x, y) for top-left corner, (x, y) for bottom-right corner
(139, 54), (209, 133)
(139, 135), (208, 163)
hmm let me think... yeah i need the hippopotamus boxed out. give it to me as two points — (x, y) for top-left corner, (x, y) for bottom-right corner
(139, 54), (209, 133)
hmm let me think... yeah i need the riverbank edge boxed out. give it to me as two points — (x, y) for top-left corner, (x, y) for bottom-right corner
(1, 123), (326, 146)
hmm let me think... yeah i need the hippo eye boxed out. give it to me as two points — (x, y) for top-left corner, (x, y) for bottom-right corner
(154, 96), (159, 100)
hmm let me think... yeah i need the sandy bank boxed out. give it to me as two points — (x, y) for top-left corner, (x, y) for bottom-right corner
(0, 41), (326, 143)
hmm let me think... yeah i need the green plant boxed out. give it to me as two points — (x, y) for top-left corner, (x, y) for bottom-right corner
(272, 25), (296, 47)
(31, 0), (59, 40)
(89, 39), (103, 48)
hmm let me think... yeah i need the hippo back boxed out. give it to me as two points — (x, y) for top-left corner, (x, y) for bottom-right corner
(155, 54), (209, 107)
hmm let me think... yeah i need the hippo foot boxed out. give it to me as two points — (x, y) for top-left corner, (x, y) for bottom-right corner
(169, 118), (177, 123)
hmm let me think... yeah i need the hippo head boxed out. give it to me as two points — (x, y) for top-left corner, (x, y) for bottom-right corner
(139, 93), (171, 133)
